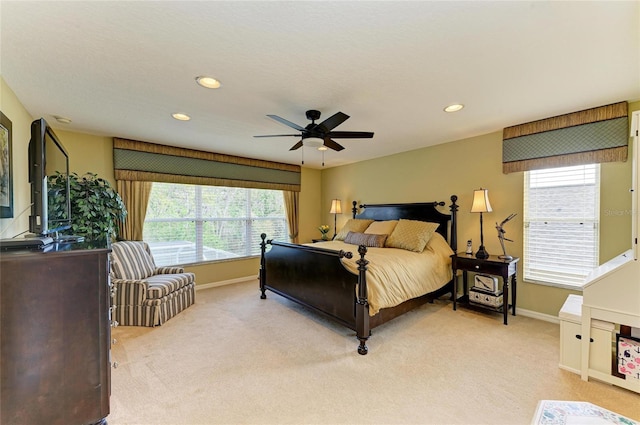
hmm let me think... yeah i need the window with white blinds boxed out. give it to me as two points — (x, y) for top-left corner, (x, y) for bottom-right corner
(523, 164), (600, 287)
(143, 183), (288, 266)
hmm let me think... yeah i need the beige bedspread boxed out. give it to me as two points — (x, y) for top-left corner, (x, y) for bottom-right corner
(309, 233), (453, 315)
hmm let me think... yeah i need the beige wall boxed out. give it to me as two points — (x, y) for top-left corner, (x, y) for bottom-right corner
(3, 73), (635, 316)
(0, 78), (34, 238)
(319, 102), (638, 317)
(0, 74), (322, 287)
(299, 167), (322, 242)
(54, 129), (115, 186)
(0, 77), (119, 237)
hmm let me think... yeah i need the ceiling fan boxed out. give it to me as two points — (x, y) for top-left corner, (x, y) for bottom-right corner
(254, 109), (374, 152)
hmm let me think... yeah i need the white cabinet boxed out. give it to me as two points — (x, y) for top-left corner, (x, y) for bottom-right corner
(578, 112), (640, 394)
(559, 295), (614, 375)
(580, 251), (640, 394)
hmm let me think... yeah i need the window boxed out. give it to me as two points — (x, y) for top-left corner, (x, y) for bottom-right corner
(143, 183), (288, 266)
(523, 164), (600, 287)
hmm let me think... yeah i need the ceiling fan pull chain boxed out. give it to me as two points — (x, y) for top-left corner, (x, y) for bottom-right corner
(322, 149), (325, 167)
(301, 147), (304, 165)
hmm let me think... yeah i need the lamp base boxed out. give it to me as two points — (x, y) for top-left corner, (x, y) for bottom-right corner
(475, 246), (489, 259)
(499, 254), (513, 261)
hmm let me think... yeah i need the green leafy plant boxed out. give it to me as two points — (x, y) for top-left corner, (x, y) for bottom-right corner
(49, 172), (127, 241)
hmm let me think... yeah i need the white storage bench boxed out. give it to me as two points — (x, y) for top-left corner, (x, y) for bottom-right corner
(559, 294), (614, 375)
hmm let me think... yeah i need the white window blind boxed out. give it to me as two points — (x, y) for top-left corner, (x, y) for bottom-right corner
(143, 183), (288, 266)
(523, 164), (600, 287)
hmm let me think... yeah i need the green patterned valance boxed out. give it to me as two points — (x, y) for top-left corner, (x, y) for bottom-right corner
(113, 138), (301, 192)
(503, 102), (629, 174)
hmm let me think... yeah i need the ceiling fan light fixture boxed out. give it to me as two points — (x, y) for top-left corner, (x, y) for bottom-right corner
(317, 145), (328, 151)
(444, 103), (464, 113)
(195, 76), (221, 89)
(303, 137), (324, 148)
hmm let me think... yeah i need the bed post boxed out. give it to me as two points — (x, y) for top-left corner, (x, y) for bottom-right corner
(355, 245), (370, 355)
(259, 233), (267, 299)
(449, 195), (458, 253)
(352, 200), (358, 218)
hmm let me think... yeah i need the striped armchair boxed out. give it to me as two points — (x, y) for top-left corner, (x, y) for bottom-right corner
(110, 241), (196, 326)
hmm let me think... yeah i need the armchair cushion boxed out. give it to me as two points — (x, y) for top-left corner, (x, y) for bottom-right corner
(111, 241), (156, 280)
(145, 273), (195, 299)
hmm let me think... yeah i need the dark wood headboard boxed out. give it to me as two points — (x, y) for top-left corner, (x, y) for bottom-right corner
(351, 195), (458, 251)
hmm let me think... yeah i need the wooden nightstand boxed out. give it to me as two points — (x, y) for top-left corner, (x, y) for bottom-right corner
(451, 253), (519, 325)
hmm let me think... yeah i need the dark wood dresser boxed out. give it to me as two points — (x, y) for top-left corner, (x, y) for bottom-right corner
(1, 241), (112, 425)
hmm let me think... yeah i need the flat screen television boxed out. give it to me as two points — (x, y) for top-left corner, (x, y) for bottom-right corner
(28, 118), (72, 237)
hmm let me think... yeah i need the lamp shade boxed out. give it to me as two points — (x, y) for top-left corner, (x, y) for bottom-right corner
(471, 188), (493, 213)
(330, 199), (342, 214)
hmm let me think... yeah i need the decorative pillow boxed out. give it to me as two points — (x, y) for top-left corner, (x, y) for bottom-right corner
(364, 220), (398, 235)
(334, 219), (374, 241)
(110, 241), (157, 280)
(385, 219), (440, 253)
(344, 231), (388, 248)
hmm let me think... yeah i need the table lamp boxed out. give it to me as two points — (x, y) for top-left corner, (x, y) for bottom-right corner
(330, 199), (342, 238)
(471, 188), (492, 259)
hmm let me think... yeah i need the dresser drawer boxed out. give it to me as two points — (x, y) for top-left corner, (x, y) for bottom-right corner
(454, 257), (515, 276)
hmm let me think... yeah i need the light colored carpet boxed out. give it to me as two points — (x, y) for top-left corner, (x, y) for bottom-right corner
(109, 281), (640, 425)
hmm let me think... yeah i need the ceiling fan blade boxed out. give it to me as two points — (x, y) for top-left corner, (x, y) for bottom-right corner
(254, 134), (301, 138)
(267, 115), (305, 131)
(326, 131), (374, 139)
(289, 140), (303, 151)
(316, 112), (349, 133)
(323, 138), (345, 151)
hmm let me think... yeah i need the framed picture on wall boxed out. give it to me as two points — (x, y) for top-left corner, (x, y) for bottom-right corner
(0, 111), (13, 218)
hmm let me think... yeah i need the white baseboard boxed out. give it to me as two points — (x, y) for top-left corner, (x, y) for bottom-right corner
(517, 307), (560, 324)
(196, 276), (257, 291)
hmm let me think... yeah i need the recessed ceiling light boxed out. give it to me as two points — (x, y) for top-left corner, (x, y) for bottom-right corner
(444, 104), (464, 113)
(195, 76), (221, 89)
(53, 115), (72, 124)
(172, 113), (191, 121)
(444, 103), (464, 112)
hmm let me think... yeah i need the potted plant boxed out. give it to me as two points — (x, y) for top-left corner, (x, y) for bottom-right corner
(49, 172), (127, 242)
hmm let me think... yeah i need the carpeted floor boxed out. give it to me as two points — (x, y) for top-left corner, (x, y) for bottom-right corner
(109, 280), (640, 425)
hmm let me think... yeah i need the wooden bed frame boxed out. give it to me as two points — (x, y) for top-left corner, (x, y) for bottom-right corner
(259, 195), (458, 355)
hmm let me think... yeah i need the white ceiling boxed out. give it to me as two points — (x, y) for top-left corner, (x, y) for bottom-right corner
(2, 1), (639, 169)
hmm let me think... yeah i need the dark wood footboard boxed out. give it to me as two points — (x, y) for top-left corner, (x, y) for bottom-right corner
(259, 236), (373, 354)
(260, 236), (359, 328)
(260, 195), (458, 355)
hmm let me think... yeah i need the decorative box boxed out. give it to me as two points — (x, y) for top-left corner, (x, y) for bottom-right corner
(473, 274), (499, 294)
(617, 334), (640, 381)
(469, 288), (503, 308)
